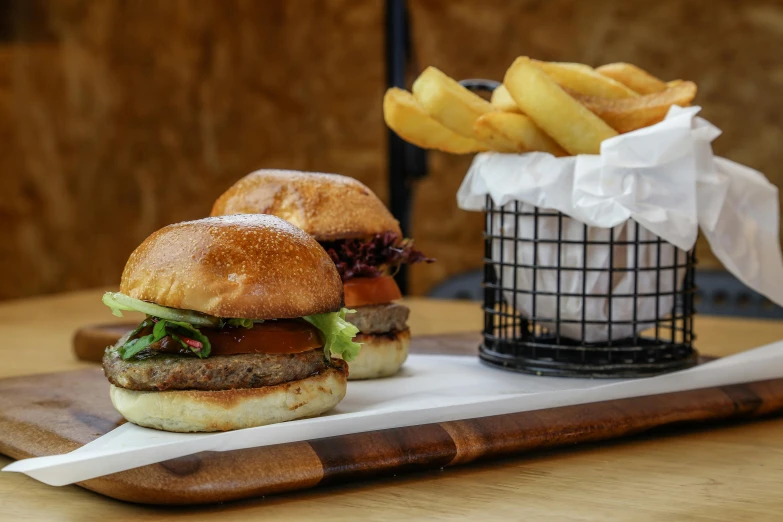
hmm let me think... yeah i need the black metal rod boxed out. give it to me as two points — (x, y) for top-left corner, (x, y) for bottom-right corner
(384, 0), (427, 294)
(385, 0), (410, 292)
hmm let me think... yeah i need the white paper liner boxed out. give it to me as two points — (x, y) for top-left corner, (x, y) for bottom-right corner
(458, 106), (783, 341)
(6, 343), (783, 487)
(490, 207), (686, 341)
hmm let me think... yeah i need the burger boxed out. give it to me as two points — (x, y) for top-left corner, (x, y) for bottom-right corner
(101, 214), (360, 432)
(211, 170), (432, 380)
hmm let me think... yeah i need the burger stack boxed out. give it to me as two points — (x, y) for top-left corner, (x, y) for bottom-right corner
(211, 170), (432, 379)
(101, 171), (431, 432)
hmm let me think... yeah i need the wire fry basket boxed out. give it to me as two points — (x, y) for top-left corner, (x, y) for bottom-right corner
(481, 197), (698, 378)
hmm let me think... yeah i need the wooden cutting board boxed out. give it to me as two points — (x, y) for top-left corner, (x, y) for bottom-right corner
(3, 332), (783, 506)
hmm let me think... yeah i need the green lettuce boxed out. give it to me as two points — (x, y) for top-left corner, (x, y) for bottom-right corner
(117, 318), (212, 360)
(119, 318), (156, 359)
(102, 292), (220, 327)
(226, 317), (255, 328)
(303, 308), (362, 362)
(160, 319), (212, 358)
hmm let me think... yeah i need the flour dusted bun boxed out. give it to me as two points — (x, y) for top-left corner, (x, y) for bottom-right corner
(120, 214), (343, 320)
(211, 170), (402, 241)
(109, 363), (348, 432)
(337, 330), (410, 380)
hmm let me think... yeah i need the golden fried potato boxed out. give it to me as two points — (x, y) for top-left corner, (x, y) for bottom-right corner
(473, 119), (517, 152)
(504, 57), (618, 155)
(412, 66), (494, 138)
(530, 60), (638, 98)
(383, 88), (485, 154)
(570, 81), (698, 133)
(474, 112), (566, 156)
(596, 63), (667, 95)
(490, 85), (521, 113)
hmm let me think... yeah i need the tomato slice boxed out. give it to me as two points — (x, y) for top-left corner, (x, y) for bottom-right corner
(343, 276), (402, 308)
(202, 320), (323, 355)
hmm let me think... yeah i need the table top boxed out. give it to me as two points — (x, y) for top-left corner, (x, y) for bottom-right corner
(2, 289), (783, 521)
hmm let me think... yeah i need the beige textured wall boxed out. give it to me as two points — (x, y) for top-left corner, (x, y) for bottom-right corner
(0, 0), (387, 299)
(2, 0), (782, 300)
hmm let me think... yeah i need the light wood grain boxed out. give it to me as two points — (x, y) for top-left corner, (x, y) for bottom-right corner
(2, 288), (783, 520)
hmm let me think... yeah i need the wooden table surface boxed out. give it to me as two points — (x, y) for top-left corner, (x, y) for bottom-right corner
(2, 289), (783, 521)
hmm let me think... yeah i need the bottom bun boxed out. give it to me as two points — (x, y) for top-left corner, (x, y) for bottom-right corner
(340, 329), (410, 380)
(110, 362), (348, 432)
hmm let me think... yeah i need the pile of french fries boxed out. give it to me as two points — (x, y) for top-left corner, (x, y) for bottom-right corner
(383, 58), (697, 156)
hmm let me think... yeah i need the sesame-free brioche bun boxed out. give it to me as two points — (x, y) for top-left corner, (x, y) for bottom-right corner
(120, 214), (343, 320)
(210, 170), (402, 241)
(336, 330), (410, 380)
(109, 362), (348, 432)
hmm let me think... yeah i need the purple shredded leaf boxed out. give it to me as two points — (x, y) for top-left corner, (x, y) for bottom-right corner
(321, 232), (434, 281)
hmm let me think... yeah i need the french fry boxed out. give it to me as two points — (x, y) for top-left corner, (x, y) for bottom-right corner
(531, 59), (639, 98)
(570, 81), (697, 133)
(412, 66), (494, 138)
(490, 85), (521, 113)
(474, 112), (567, 156)
(383, 88), (485, 154)
(537, 61), (594, 73)
(596, 62), (667, 94)
(473, 117), (517, 152)
(504, 57), (618, 155)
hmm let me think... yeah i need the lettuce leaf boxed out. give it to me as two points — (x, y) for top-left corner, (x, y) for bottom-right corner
(117, 318), (212, 360)
(303, 308), (362, 362)
(102, 292), (220, 327)
(225, 317), (255, 328)
(120, 333), (158, 359)
(119, 318), (165, 360)
(125, 318), (155, 341)
(162, 319), (212, 358)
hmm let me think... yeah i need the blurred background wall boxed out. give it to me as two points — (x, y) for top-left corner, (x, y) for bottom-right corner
(1, 0), (782, 300)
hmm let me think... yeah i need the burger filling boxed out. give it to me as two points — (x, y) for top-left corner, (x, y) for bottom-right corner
(102, 292), (361, 363)
(320, 232), (431, 336)
(118, 318), (323, 358)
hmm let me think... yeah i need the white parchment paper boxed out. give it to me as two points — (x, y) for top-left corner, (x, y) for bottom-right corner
(457, 106), (783, 340)
(6, 342), (783, 487)
(485, 209), (685, 341)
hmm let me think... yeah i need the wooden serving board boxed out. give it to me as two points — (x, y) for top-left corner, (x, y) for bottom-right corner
(3, 332), (783, 506)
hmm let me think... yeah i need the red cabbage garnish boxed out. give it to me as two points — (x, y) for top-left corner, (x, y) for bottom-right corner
(320, 232), (434, 281)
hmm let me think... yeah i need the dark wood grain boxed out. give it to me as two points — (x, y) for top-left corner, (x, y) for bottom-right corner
(3, 333), (783, 505)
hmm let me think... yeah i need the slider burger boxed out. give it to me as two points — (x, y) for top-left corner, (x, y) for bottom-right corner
(211, 170), (432, 379)
(101, 214), (360, 432)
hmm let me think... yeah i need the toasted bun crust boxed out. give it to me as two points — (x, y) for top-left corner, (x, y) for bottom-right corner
(337, 329), (410, 380)
(110, 362), (348, 432)
(211, 170), (402, 241)
(120, 215), (343, 320)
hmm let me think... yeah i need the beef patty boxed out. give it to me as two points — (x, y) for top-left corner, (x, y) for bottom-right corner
(103, 347), (328, 392)
(346, 303), (409, 334)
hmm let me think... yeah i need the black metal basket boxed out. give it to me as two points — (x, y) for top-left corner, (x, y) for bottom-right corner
(481, 197), (698, 378)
